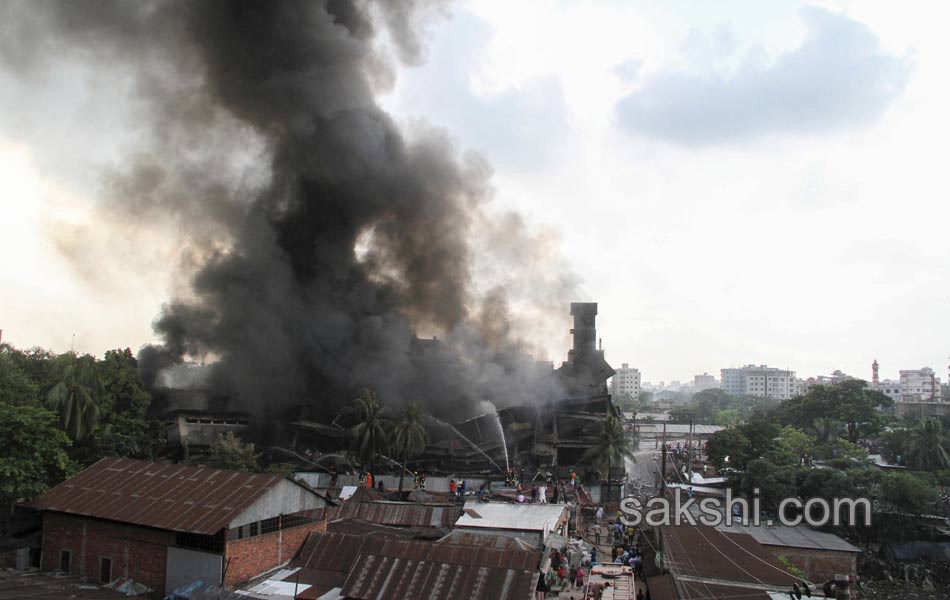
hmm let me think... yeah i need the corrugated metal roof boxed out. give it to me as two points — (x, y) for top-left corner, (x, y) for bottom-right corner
(293, 531), (371, 574)
(30, 457), (291, 535)
(341, 538), (539, 600)
(715, 521), (861, 553)
(678, 581), (773, 600)
(338, 499), (462, 528)
(454, 501), (567, 532)
(662, 525), (796, 587)
(325, 518), (436, 539)
(436, 531), (538, 553)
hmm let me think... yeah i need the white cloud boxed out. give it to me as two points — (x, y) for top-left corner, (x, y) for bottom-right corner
(614, 6), (912, 143)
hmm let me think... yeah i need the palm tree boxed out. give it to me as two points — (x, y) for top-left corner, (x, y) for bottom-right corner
(46, 353), (102, 441)
(907, 418), (950, 473)
(389, 402), (429, 493)
(350, 389), (390, 473)
(582, 414), (636, 503)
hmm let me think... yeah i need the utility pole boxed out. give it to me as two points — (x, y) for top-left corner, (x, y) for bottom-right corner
(660, 421), (667, 498)
(686, 419), (694, 482)
(658, 421), (667, 571)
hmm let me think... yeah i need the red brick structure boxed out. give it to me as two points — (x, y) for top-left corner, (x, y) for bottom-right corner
(32, 458), (328, 597)
(223, 518), (326, 587)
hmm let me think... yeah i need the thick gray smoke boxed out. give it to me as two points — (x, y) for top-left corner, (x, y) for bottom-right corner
(0, 0), (575, 420)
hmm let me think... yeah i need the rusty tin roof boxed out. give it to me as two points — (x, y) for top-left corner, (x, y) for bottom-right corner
(31, 457), (291, 535)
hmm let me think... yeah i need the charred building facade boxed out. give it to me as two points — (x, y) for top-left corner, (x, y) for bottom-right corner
(150, 302), (621, 484)
(409, 302), (620, 478)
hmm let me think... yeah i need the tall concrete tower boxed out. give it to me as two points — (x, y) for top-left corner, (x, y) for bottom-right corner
(568, 302), (598, 365)
(872, 359), (880, 389)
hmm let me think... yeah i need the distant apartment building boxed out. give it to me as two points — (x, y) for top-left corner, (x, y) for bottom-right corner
(899, 367), (942, 402)
(799, 370), (855, 393)
(693, 373), (718, 391)
(720, 365), (799, 400)
(872, 360), (943, 403)
(610, 363), (641, 401)
(875, 380), (902, 403)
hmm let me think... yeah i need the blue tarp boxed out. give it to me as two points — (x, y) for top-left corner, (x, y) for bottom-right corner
(883, 541), (950, 562)
(165, 580), (248, 600)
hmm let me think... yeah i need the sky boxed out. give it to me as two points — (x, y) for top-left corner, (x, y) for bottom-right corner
(0, 0), (947, 384)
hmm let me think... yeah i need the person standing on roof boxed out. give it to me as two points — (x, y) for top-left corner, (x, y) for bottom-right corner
(449, 479), (456, 495)
(538, 483), (547, 504)
(459, 479), (467, 499)
(570, 470), (577, 486)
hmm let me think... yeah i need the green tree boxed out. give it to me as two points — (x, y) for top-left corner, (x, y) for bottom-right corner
(0, 350), (39, 406)
(880, 471), (935, 515)
(706, 427), (751, 469)
(906, 418), (950, 473)
(775, 426), (814, 457)
(209, 431), (259, 471)
(0, 402), (77, 513)
(3, 346), (59, 393)
(45, 353), (103, 442)
(780, 380), (891, 444)
(738, 458), (800, 512)
(350, 389), (390, 471)
(823, 438), (868, 466)
(668, 405), (697, 424)
(881, 427), (912, 464)
(714, 409), (741, 427)
(389, 402), (429, 493)
(93, 349), (164, 460)
(582, 414), (636, 501)
(807, 416), (842, 446)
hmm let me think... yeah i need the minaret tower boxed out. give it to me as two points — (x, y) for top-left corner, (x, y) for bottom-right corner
(872, 359), (880, 389)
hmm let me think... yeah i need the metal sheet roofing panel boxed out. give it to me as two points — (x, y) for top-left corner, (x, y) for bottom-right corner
(293, 531), (372, 573)
(338, 499), (461, 528)
(715, 521), (861, 553)
(30, 457), (288, 535)
(436, 531), (538, 553)
(341, 539), (538, 600)
(662, 525), (796, 587)
(454, 502), (567, 532)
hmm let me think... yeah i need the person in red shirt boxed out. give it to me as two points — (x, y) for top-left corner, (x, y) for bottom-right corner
(449, 479), (456, 494)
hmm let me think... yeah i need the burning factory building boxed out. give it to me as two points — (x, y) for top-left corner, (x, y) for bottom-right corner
(150, 301), (623, 492)
(438, 302), (619, 477)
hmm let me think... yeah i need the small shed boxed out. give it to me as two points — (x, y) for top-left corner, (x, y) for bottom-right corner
(454, 502), (568, 549)
(31, 457), (327, 596)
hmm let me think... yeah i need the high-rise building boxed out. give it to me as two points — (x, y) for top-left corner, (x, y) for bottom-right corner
(610, 363), (641, 401)
(720, 365), (799, 400)
(693, 373), (718, 391)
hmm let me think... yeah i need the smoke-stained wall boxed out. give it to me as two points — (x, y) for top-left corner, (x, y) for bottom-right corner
(0, 0), (576, 420)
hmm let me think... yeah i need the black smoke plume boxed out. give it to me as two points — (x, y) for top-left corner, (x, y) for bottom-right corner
(0, 0), (576, 421)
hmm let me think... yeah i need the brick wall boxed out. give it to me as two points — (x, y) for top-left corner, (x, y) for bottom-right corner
(41, 512), (174, 597)
(223, 520), (326, 587)
(764, 545), (857, 582)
